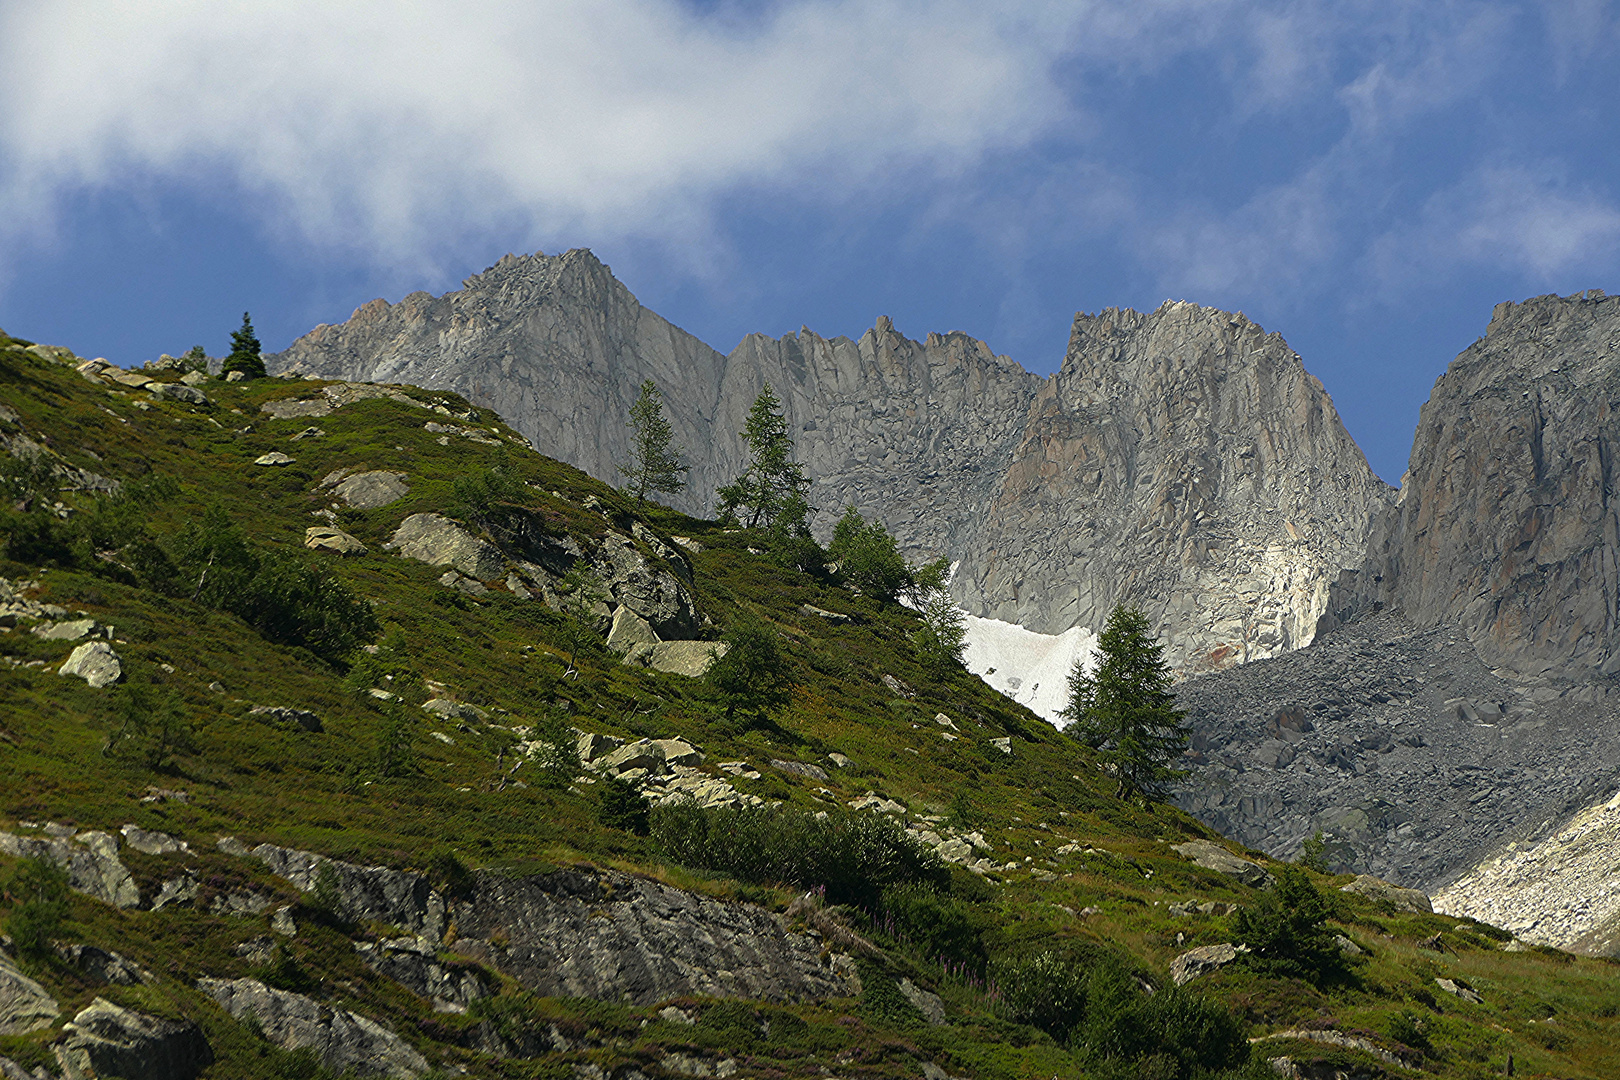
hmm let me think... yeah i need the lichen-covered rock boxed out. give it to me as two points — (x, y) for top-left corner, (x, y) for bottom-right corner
(149, 382), (209, 406)
(449, 867), (851, 1005)
(594, 532), (698, 638)
(1171, 840), (1272, 888)
(56, 997), (212, 1080)
(606, 605), (659, 655)
(1340, 875), (1432, 915)
(384, 513), (503, 580)
(196, 978), (427, 1078)
(331, 470), (409, 510)
(58, 641), (122, 688)
(1169, 942), (1245, 985)
(253, 451), (295, 466)
(0, 829), (140, 907)
(644, 641), (726, 677)
(304, 526), (367, 556)
(0, 950), (58, 1035)
(354, 936), (489, 1011)
(248, 705), (324, 732)
(56, 944), (150, 985)
(222, 839), (444, 940)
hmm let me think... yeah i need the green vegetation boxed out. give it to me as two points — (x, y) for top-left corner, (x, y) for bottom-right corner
(4, 856), (70, 961)
(704, 618), (795, 724)
(829, 505), (910, 601)
(616, 378), (687, 503)
(716, 384), (816, 568)
(1064, 604), (1188, 800)
(2, 330), (1620, 1079)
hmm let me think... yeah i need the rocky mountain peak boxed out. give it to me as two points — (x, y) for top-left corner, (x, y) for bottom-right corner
(1321, 289), (1620, 679)
(271, 257), (1388, 677)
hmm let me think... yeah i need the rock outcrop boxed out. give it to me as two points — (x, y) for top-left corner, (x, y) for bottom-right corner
(0, 950), (58, 1035)
(1174, 609), (1620, 888)
(197, 978), (427, 1078)
(55, 998), (212, 1080)
(57, 641), (122, 688)
(270, 250), (1389, 674)
(1321, 291), (1620, 680)
(221, 838), (445, 940)
(449, 866), (850, 1005)
(0, 828), (140, 908)
(384, 513), (504, 581)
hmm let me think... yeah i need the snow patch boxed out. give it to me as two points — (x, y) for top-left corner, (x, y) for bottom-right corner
(962, 613), (1097, 725)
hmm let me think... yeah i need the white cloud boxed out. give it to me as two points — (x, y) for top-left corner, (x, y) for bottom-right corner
(0, 1), (1085, 260)
(1369, 166), (1620, 287)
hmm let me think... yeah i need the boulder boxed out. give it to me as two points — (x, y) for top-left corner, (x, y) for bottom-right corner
(0, 950), (58, 1035)
(1434, 977), (1483, 1004)
(150, 382), (209, 406)
(304, 526), (367, 556)
(772, 759), (829, 782)
(248, 705), (324, 732)
(1339, 875), (1432, 914)
(645, 640), (727, 677)
(1171, 840), (1273, 888)
(196, 978), (428, 1078)
(438, 570), (489, 595)
(1169, 942), (1246, 985)
(332, 470), (409, 510)
(606, 606), (660, 655)
(31, 618), (99, 641)
(56, 997), (212, 1080)
(631, 522), (692, 578)
(0, 1053), (50, 1079)
(576, 731), (625, 763)
(593, 531), (698, 637)
(881, 674), (915, 699)
(253, 452), (295, 466)
(58, 641), (122, 688)
(119, 824), (191, 855)
(800, 603), (850, 623)
(181, 370), (207, 387)
(385, 513), (504, 580)
(897, 978), (946, 1025)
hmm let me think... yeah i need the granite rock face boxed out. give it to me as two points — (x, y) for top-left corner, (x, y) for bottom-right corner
(197, 978), (427, 1078)
(271, 250), (1388, 673)
(56, 997), (212, 1080)
(449, 867), (851, 1005)
(1321, 292), (1620, 680)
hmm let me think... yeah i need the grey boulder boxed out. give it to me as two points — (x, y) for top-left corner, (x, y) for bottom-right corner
(58, 641), (122, 688)
(354, 936), (489, 1012)
(0, 830), (140, 908)
(1169, 942), (1246, 985)
(248, 705), (324, 732)
(31, 618), (100, 641)
(594, 531), (698, 638)
(1171, 840), (1273, 888)
(332, 470), (410, 510)
(149, 382), (209, 406)
(1340, 874), (1432, 914)
(197, 978), (427, 1078)
(56, 997), (212, 1080)
(384, 513), (503, 581)
(304, 526), (367, 556)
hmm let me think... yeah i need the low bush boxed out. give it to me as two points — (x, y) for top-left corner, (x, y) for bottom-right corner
(3, 856), (70, 960)
(879, 882), (991, 974)
(650, 802), (945, 907)
(1231, 865), (1353, 985)
(598, 776), (650, 835)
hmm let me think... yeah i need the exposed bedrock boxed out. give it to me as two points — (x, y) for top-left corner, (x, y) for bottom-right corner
(271, 249), (1389, 674)
(1321, 291), (1620, 680)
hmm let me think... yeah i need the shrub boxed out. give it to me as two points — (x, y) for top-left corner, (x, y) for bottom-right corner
(880, 883), (990, 974)
(528, 708), (581, 789)
(254, 942), (316, 993)
(598, 776), (650, 835)
(829, 506), (911, 601)
(425, 848), (477, 900)
(705, 619), (796, 724)
(105, 680), (195, 769)
(998, 951), (1093, 1045)
(1232, 865), (1352, 984)
(4, 856), (70, 960)
(650, 802), (945, 907)
(375, 705), (418, 779)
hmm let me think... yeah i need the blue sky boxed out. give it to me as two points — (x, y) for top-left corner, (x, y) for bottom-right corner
(2, 2), (1617, 484)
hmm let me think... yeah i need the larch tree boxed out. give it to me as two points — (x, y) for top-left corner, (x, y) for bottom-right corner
(616, 379), (688, 504)
(1063, 604), (1188, 801)
(716, 385), (811, 532)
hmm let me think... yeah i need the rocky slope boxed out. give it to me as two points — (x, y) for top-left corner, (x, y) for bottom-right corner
(1320, 290), (1620, 680)
(1173, 610), (1620, 891)
(272, 251), (1390, 674)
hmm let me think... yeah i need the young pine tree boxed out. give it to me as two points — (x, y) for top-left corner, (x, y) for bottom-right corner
(616, 380), (688, 504)
(828, 506), (911, 602)
(1063, 605), (1188, 801)
(716, 385), (811, 531)
(221, 312), (265, 379)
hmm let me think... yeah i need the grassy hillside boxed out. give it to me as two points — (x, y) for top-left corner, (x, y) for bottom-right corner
(3, 333), (1619, 1080)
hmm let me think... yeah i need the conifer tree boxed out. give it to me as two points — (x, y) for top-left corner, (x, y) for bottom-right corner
(716, 385), (810, 531)
(828, 505), (910, 601)
(616, 379), (688, 504)
(1063, 605), (1188, 800)
(221, 312), (265, 379)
